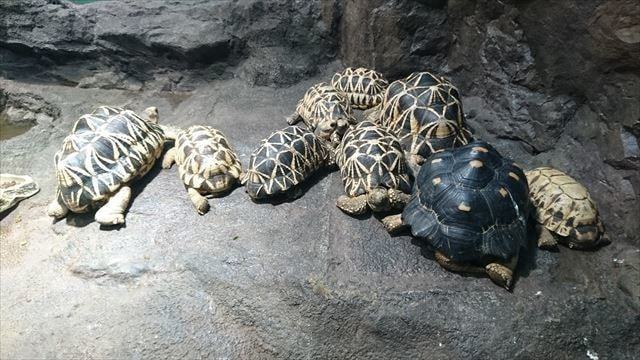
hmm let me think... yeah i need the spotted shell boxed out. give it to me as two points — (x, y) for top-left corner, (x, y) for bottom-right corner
(331, 67), (389, 110)
(378, 72), (471, 161)
(336, 121), (411, 197)
(402, 141), (529, 262)
(244, 126), (329, 199)
(526, 167), (603, 243)
(174, 126), (242, 194)
(53, 106), (165, 212)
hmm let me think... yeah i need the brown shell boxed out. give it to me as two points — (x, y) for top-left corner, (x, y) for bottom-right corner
(526, 167), (601, 239)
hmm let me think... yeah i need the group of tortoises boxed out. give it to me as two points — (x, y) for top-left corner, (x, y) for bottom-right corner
(20, 67), (609, 290)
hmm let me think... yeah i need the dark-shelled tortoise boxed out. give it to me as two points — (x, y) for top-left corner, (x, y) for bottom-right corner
(286, 82), (356, 147)
(383, 141), (529, 289)
(526, 167), (610, 250)
(335, 121), (412, 215)
(162, 125), (242, 214)
(242, 125), (331, 200)
(47, 106), (166, 225)
(0, 174), (40, 213)
(372, 72), (471, 166)
(330, 67), (389, 110)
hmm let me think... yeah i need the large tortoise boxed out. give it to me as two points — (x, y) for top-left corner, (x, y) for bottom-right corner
(383, 141), (529, 289)
(372, 72), (471, 166)
(162, 125), (242, 214)
(243, 126), (331, 200)
(331, 67), (389, 110)
(335, 121), (412, 215)
(47, 106), (166, 225)
(286, 83), (356, 147)
(526, 167), (610, 249)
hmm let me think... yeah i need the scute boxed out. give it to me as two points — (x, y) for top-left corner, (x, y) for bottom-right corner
(54, 107), (164, 212)
(402, 140), (529, 263)
(336, 121), (412, 197)
(331, 67), (389, 110)
(525, 167), (600, 239)
(245, 126), (328, 199)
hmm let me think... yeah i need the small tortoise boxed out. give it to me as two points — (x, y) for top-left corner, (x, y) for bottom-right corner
(330, 67), (389, 110)
(286, 83), (356, 147)
(336, 121), (412, 215)
(162, 125), (242, 214)
(0, 174), (39, 213)
(383, 141), (529, 289)
(526, 167), (610, 249)
(47, 106), (166, 225)
(243, 126), (331, 199)
(374, 72), (471, 166)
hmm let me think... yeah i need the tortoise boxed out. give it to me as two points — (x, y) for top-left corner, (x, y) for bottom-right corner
(286, 82), (356, 147)
(243, 125), (331, 200)
(47, 106), (166, 225)
(383, 141), (529, 289)
(526, 167), (610, 249)
(162, 125), (242, 214)
(330, 67), (389, 110)
(373, 72), (472, 166)
(335, 121), (412, 215)
(0, 174), (40, 213)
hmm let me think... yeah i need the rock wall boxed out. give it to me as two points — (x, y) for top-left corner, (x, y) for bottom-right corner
(1, 0), (638, 244)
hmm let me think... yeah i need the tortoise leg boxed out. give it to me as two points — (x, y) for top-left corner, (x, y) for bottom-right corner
(537, 223), (558, 249)
(286, 112), (302, 125)
(336, 194), (368, 215)
(387, 189), (411, 210)
(162, 147), (177, 169)
(485, 255), (519, 290)
(94, 186), (131, 225)
(381, 214), (408, 234)
(434, 251), (486, 274)
(47, 190), (68, 219)
(188, 187), (210, 215)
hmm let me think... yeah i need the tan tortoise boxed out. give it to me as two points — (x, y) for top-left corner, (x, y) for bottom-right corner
(331, 67), (389, 110)
(286, 83), (356, 147)
(162, 125), (242, 214)
(526, 167), (610, 250)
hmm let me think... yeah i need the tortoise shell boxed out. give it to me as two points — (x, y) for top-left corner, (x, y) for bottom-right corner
(402, 141), (529, 263)
(294, 82), (356, 137)
(526, 167), (603, 243)
(174, 126), (242, 194)
(244, 126), (329, 199)
(54, 106), (164, 212)
(379, 72), (471, 161)
(336, 121), (411, 197)
(331, 67), (389, 110)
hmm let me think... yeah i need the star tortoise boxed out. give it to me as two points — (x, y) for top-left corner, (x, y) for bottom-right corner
(383, 141), (529, 289)
(336, 121), (412, 215)
(330, 67), (389, 110)
(372, 72), (471, 166)
(162, 125), (242, 215)
(286, 83), (356, 147)
(243, 126), (331, 200)
(47, 106), (166, 225)
(526, 167), (609, 250)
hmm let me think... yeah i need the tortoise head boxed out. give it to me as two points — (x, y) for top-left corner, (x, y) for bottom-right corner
(144, 107), (159, 123)
(366, 187), (391, 212)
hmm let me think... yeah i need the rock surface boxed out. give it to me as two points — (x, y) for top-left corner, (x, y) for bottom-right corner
(1, 0), (639, 358)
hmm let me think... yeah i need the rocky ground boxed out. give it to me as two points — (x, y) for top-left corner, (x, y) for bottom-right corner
(1, 0), (639, 358)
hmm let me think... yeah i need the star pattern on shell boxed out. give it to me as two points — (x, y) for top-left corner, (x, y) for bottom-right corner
(336, 121), (411, 197)
(331, 67), (389, 110)
(244, 126), (328, 199)
(54, 106), (164, 212)
(294, 82), (356, 132)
